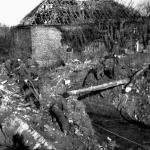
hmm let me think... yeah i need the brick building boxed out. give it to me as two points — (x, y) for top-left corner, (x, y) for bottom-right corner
(10, 0), (137, 66)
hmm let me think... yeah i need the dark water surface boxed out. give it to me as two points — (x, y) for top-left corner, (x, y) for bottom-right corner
(88, 113), (150, 150)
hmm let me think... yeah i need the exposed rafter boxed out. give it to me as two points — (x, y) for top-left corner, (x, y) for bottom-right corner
(20, 0), (139, 25)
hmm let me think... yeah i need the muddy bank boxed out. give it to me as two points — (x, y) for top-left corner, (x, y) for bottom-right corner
(37, 53), (150, 149)
(66, 53), (150, 149)
(68, 54), (150, 127)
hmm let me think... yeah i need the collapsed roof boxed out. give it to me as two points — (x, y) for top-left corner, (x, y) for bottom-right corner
(20, 0), (140, 25)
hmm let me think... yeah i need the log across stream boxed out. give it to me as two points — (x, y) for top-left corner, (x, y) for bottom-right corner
(74, 59), (150, 150)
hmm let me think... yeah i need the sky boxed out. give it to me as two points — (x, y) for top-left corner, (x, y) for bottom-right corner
(0, 0), (42, 26)
(0, 0), (145, 26)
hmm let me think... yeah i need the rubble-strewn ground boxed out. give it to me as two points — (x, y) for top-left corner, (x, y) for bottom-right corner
(0, 61), (102, 150)
(1, 52), (150, 149)
(39, 55), (150, 149)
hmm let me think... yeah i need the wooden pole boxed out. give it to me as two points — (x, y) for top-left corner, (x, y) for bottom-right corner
(68, 78), (130, 95)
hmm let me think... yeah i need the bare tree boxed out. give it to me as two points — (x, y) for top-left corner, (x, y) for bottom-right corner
(138, 0), (150, 16)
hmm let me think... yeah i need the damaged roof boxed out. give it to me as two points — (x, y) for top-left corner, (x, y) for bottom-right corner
(20, 0), (140, 26)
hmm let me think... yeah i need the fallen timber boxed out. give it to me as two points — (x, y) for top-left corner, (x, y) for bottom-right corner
(68, 53), (150, 95)
(69, 61), (150, 127)
(68, 78), (130, 95)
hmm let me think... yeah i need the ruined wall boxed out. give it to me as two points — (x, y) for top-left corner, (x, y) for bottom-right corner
(10, 25), (101, 65)
(10, 26), (32, 60)
(31, 26), (68, 67)
(10, 25), (69, 65)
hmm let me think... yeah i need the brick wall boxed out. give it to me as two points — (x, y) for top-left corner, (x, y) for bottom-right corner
(10, 25), (85, 65)
(31, 26), (68, 67)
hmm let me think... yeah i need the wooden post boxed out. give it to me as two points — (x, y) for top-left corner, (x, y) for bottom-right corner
(136, 40), (139, 52)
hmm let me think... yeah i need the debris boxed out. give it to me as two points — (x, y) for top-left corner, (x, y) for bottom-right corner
(125, 86), (132, 93)
(50, 103), (69, 133)
(2, 116), (56, 150)
(0, 84), (20, 97)
(0, 59), (101, 150)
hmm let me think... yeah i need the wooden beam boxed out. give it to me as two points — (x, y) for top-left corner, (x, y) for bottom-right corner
(68, 78), (130, 95)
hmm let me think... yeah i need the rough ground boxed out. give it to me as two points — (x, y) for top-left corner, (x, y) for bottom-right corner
(1, 52), (150, 150)
(0, 61), (102, 150)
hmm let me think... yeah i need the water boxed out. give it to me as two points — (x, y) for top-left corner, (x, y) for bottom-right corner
(88, 112), (150, 150)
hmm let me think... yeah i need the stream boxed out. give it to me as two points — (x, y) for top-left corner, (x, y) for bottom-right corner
(88, 112), (150, 150)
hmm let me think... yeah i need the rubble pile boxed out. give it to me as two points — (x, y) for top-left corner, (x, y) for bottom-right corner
(0, 59), (101, 150)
